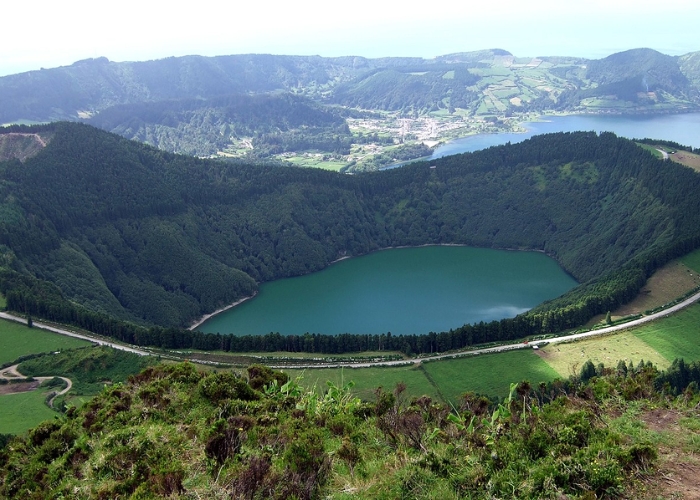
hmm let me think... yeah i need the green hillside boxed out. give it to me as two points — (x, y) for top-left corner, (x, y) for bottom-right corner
(2, 360), (698, 498)
(1, 49), (699, 163)
(87, 93), (351, 157)
(1, 123), (700, 355)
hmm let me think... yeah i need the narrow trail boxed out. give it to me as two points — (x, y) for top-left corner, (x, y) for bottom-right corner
(6, 132), (47, 147)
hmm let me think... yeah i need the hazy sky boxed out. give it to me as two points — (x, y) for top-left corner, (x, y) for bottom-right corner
(2, 0), (699, 76)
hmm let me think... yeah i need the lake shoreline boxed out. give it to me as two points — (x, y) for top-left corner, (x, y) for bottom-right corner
(188, 292), (258, 331)
(196, 243), (563, 330)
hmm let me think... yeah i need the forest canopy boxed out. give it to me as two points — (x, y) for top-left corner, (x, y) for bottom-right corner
(2, 123), (700, 353)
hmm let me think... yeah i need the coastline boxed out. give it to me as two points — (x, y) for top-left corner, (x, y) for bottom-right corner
(188, 292), (257, 331)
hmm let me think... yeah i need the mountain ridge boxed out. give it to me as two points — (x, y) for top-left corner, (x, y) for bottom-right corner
(2, 123), (700, 342)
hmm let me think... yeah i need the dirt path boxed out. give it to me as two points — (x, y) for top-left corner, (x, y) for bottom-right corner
(6, 132), (47, 147)
(0, 363), (72, 408)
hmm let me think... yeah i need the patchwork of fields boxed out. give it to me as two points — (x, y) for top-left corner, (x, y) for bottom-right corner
(284, 303), (700, 405)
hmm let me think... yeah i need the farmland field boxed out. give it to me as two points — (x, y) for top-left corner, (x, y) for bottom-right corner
(421, 350), (560, 403)
(0, 319), (91, 365)
(0, 390), (58, 435)
(536, 331), (671, 378)
(611, 259), (700, 318)
(284, 156), (346, 171)
(682, 249), (700, 272)
(632, 303), (700, 362)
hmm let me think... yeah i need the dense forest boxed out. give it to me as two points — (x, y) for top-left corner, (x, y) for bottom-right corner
(2, 123), (700, 354)
(2, 358), (699, 498)
(87, 93), (351, 157)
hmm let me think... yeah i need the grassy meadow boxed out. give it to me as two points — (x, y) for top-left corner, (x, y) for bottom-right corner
(632, 303), (700, 362)
(284, 364), (439, 401)
(284, 349), (562, 404)
(681, 248), (700, 272)
(0, 390), (58, 435)
(284, 155), (346, 171)
(421, 350), (560, 403)
(537, 332), (672, 378)
(0, 318), (91, 366)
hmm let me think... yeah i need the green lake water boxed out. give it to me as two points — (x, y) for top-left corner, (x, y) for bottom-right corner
(198, 246), (577, 336)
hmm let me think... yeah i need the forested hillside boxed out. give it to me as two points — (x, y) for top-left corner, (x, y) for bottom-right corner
(558, 48), (696, 107)
(1, 49), (699, 162)
(2, 123), (700, 351)
(86, 93), (351, 157)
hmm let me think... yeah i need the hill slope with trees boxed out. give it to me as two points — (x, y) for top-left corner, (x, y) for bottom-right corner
(1, 49), (699, 161)
(1, 123), (700, 353)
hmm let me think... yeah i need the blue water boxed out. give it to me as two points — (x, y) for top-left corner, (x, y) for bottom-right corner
(390, 113), (700, 167)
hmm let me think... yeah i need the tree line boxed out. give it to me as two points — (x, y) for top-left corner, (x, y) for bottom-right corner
(2, 124), (700, 352)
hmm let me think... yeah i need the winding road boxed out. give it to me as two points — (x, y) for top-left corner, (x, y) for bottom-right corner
(0, 363), (72, 409)
(2, 288), (700, 370)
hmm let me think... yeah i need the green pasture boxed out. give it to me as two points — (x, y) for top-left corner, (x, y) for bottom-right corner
(681, 248), (700, 272)
(637, 143), (665, 158)
(284, 364), (439, 402)
(476, 67), (512, 77)
(0, 390), (58, 435)
(0, 318), (91, 365)
(284, 156), (347, 171)
(520, 77), (547, 88)
(540, 331), (671, 378)
(421, 350), (560, 403)
(493, 88), (520, 99)
(581, 98), (635, 109)
(632, 303), (700, 362)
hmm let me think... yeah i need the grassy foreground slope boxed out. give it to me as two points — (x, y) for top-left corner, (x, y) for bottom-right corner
(2, 361), (699, 499)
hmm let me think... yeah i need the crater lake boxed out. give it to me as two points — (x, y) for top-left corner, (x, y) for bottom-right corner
(197, 246), (578, 336)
